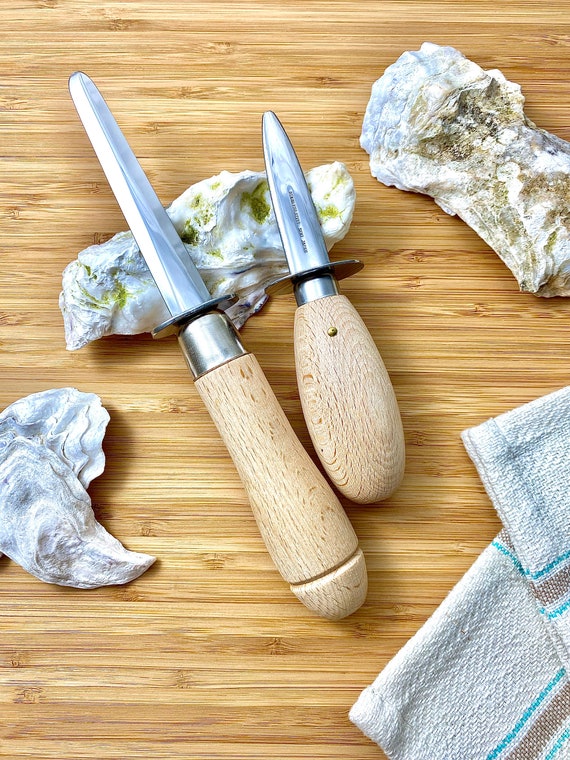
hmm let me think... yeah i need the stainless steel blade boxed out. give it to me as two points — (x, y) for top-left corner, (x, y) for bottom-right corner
(262, 111), (330, 276)
(68, 71), (211, 317)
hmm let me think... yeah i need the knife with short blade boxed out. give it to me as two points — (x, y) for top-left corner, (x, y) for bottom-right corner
(262, 111), (406, 504)
(68, 73), (367, 620)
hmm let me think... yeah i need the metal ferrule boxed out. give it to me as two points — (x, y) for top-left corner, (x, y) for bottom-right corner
(294, 273), (339, 307)
(178, 311), (247, 379)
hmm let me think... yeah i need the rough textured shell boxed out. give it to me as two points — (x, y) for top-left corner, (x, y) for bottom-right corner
(0, 387), (109, 488)
(0, 388), (155, 586)
(60, 163), (355, 350)
(361, 42), (570, 297)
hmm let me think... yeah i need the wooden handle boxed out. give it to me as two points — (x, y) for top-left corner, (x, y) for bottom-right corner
(294, 294), (405, 504)
(194, 353), (367, 620)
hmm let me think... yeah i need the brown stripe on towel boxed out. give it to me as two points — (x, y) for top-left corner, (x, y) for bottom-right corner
(504, 679), (570, 760)
(533, 564), (570, 609)
(497, 529), (570, 611)
(498, 529), (515, 552)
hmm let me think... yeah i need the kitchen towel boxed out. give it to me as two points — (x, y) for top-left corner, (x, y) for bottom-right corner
(350, 386), (570, 760)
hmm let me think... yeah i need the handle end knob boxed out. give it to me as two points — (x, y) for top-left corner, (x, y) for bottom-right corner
(290, 548), (367, 620)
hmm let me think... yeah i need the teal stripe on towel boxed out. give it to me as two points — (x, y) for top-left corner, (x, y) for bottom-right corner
(492, 541), (570, 581)
(492, 541), (526, 576)
(542, 598), (570, 620)
(486, 669), (566, 760)
(544, 726), (570, 759)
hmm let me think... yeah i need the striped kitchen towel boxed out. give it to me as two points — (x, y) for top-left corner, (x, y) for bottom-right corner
(350, 386), (570, 759)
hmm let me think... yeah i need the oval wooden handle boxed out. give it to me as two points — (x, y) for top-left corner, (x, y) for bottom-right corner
(195, 352), (367, 620)
(294, 294), (405, 504)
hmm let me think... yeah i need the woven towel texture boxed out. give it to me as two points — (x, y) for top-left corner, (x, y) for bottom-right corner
(350, 386), (570, 760)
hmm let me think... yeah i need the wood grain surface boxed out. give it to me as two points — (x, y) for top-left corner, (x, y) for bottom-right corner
(294, 294), (405, 503)
(194, 350), (366, 620)
(2, 1), (570, 758)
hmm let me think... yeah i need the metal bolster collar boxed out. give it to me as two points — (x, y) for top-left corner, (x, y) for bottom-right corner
(293, 273), (339, 306)
(265, 259), (363, 305)
(178, 311), (247, 379)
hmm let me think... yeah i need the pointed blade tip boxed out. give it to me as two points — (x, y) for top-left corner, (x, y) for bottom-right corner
(68, 71), (90, 96)
(67, 70), (212, 317)
(262, 110), (284, 145)
(261, 110), (331, 276)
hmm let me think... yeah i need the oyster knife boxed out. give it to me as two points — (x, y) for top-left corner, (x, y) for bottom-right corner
(68, 72), (367, 620)
(262, 111), (405, 504)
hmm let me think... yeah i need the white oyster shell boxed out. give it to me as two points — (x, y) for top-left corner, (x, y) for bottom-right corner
(0, 388), (155, 587)
(361, 42), (570, 296)
(0, 387), (108, 489)
(60, 163), (355, 351)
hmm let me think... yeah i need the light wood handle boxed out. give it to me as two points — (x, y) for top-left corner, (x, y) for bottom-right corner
(195, 352), (367, 620)
(294, 294), (405, 504)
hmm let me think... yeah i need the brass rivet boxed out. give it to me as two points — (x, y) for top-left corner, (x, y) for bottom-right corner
(327, 326), (338, 337)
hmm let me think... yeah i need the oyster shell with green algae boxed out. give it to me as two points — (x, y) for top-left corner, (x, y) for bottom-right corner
(60, 162), (355, 351)
(361, 42), (570, 297)
(0, 388), (155, 587)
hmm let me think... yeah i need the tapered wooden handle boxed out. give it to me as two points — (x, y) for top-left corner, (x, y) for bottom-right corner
(194, 352), (367, 620)
(294, 294), (405, 504)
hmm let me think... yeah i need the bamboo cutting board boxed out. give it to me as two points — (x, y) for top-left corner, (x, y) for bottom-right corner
(2, 2), (570, 758)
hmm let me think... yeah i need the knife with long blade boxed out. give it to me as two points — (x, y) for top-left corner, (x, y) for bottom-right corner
(262, 111), (405, 504)
(68, 73), (367, 620)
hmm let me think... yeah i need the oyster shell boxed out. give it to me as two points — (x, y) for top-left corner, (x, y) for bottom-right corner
(0, 388), (155, 587)
(0, 387), (108, 489)
(361, 42), (570, 296)
(60, 163), (355, 351)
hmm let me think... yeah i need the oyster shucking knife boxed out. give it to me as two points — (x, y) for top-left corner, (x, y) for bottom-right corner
(68, 72), (367, 620)
(262, 111), (406, 504)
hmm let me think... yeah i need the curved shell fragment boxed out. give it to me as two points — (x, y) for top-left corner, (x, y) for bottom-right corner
(0, 387), (109, 489)
(0, 388), (155, 587)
